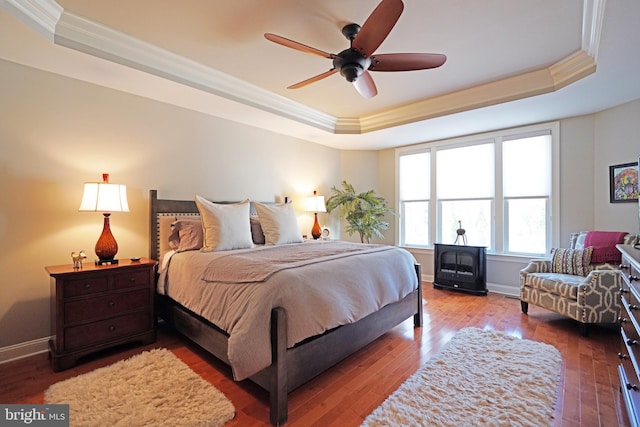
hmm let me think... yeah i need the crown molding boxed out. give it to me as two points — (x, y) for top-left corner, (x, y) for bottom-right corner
(0, 0), (61, 40)
(2, 0), (603, 137)
(53, 10), (338, 133)
(582, 0), (606, 60)
(352, 50), (596, 134)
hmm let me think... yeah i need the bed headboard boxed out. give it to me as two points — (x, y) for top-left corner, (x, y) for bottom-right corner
(149, 189), (273, 260)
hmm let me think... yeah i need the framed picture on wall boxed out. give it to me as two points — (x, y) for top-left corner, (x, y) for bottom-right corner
(609, 162), (639, 203)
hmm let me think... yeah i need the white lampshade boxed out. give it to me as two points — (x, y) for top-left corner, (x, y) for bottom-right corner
(79, 174), (129, 264)
(305, 194), (326, 213)
(79, 176), (129, 213)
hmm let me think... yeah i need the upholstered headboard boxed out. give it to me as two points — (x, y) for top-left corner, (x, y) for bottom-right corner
(148, 189), (273, 261)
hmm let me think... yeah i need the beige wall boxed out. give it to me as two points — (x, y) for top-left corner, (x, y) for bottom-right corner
(2, 54), (640, 356)
(594, 99), (640, 230)
(0, 58), (343, 350)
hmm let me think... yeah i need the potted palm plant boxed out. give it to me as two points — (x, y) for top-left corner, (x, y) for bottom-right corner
(325, 181), (393, 243)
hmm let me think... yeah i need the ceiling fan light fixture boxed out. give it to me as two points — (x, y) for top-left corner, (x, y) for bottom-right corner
(264, 0), (445, 97)
(340, 63), (363, 82)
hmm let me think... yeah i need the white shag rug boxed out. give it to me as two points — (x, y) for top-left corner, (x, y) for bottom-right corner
(362, 327), (562, 427)
(45, 348), (235, 427)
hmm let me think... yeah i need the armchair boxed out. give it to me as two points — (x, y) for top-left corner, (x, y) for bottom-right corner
(520, 231), (639, 336)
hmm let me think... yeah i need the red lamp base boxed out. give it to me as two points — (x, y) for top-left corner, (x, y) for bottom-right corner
(95, 213), (119, 265)
(311, 213), (322, 240)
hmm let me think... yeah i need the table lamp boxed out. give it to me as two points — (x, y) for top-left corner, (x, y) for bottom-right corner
(305, 190), (326, 240)
(79, 173), (129, 265)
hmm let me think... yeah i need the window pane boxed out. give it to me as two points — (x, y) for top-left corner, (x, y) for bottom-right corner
(503, 135), (551, 197)
(506, 198), (547, 254)
(399, 152), (430, 200)
(437, 144), (494, 199)
(402, 201), (429, 246)
(439, 200), (492, 249)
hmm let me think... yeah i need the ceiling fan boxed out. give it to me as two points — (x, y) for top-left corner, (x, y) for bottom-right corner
(264, 0), (446, 99)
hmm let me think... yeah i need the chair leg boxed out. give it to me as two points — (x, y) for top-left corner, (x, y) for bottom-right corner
(579, 323), (589, 337)
(520, 301), (528, 314)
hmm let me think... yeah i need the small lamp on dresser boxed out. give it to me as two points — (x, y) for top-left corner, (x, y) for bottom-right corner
(305, 190), (326, 240)
(79, 173), (129, 265)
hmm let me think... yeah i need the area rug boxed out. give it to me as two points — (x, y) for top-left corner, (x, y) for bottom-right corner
(362, 327), (562, 427)
(45, 348), (235, 427)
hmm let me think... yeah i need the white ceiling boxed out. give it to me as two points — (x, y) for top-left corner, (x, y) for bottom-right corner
(1, 0), (639, 150)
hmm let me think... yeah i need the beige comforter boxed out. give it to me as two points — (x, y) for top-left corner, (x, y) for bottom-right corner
(158, 241), (418, 380)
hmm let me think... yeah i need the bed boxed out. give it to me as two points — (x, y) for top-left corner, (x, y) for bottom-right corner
(149, 190), (422, 425)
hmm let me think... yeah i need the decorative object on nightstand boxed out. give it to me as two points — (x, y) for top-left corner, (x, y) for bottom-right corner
(46, 258), (157, 371)
(321, 226), (331, 240)
(79, 173), (129, 265)
(305, 190), (326, 240)
(71, 250), (87, 269)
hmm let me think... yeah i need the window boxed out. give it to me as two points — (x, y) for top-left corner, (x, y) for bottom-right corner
(399, 152), (430, 246)
(437, 143), (494, 248)
(397, 123), (557, 256)
(502, 135), (551, 254)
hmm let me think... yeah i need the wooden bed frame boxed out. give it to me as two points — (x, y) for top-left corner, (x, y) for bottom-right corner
(149, 190), (423, 425)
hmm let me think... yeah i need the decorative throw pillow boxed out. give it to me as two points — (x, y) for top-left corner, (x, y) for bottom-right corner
(250, 215), (265, 245)
(550, 247), (594, 276)
(168, 218), (204, 252)
(195, 195), (253, 251)
(254, 202), (303, 245)
(584, 231), (627, 264)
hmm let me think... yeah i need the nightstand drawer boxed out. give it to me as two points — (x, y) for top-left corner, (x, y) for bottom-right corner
(47, 258), (157, 371)
(64, 289), (151, 324)
(113, 269), (150, 290)
(64, 312), (151, 351)
(63, 276), (109, 298)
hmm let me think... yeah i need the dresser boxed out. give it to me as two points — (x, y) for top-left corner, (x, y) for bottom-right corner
(47, 258), (157, 371)
(617, 244), (640, 427)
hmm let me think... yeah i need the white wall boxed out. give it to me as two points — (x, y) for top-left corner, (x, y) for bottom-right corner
(0, 58), (341, 352)
(594, 100), (640, 231)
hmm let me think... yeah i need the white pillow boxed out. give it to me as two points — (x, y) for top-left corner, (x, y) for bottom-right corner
(254, 202), (303, 245)
(194, 195), (253, 251)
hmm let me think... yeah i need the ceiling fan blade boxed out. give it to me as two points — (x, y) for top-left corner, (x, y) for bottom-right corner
(264, 33), (335, 59)
(353, 71), (378, 98)
(369, 53), (447, 71)
(352, 0), (404, 58)
(288, 69), (338, 89)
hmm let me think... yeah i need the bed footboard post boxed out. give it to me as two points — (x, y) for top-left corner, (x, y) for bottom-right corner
(270, 307), (288, 426)
(414, 263), (423, 327)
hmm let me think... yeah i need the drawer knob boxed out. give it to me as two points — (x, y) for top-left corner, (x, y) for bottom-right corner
(620, 287), (629, 293)
(627, 383), (640, 392)
(620, 317), (629, 324)
(108, 301), (115, 308)
(619, 352), (629, 360)
(631, 305), (639, 311)
(130, 277), (137, 282)
(108, 325), (116, 332)
(84, 283), (92, 289)
(631, 275), (639, 282)
(628, 339), (638, 346)
(620, 264), (630, 270)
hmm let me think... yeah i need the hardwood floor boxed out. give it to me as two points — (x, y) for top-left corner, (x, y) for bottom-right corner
(0, 283), (629, 426)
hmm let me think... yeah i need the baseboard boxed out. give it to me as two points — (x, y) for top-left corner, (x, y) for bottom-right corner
(487, 282), (520, 297)
(422, 275), (519, 298)
(0, 336), (50, 364)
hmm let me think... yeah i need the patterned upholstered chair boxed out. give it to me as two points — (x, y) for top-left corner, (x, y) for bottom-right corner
(520, 231), (639, 336)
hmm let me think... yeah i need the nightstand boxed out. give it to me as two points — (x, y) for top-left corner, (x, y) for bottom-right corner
(46, 258), (157, 371)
